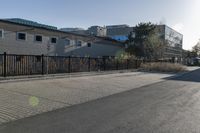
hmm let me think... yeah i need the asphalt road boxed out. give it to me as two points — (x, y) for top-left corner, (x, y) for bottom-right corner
(0, 71), (173, 124)
(0, 69), (200, 133)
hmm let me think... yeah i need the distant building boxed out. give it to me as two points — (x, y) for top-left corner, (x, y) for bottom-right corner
(155, 25), (183, 59)
(106, 24), (134, 42)
(62, 24), (134, 40)
(87, 26), (107, 37)
(60, 28), (87, 36)
(106, 24), (130, 29)
(105, 24), (183, 59)
(60, 27), (85, 32)
(60, 26), (107, 37)
(59, 23), (183, 59)
(60, 23), (183, 59)
(0, 18), (124, 58)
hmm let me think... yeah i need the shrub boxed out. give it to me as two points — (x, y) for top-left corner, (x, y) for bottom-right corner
(140, 62), (187, 73)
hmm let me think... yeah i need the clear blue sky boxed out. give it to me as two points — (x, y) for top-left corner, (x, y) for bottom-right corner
(0, 0), (199, 50)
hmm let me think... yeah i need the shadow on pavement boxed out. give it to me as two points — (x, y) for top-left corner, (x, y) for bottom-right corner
(164, 68), (200, 83)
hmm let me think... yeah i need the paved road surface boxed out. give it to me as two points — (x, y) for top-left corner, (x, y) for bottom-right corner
(0, 71), (174, 124)
(0, 69), (200, 133)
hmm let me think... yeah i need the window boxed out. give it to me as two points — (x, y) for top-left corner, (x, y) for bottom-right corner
(51, 37), (57, 43)
(87, 43), (91, 47)
(76, 41), (82, 47)
(0, 29), (4, 38)
(65, 39), (70, 46)
(17, 32), (26, 40)
(35, 35), (43, 42)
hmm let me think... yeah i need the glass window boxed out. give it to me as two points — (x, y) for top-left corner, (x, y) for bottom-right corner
(65, 39), (70, 46)
(35, 35), (43, 42)
(17, 32), (26, 40)
(76, 41), (82, 47)
(87, 43), (91, 47)
(51, 37), (57, 43)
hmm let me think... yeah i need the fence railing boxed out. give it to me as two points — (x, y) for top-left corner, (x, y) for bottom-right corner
(0, 52), (142, 77)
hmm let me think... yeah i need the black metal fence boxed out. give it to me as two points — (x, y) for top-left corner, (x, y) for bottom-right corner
(0, 52), (141, 77)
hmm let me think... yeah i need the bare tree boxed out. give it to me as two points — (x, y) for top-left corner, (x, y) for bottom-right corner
(192, 39), (200, 56)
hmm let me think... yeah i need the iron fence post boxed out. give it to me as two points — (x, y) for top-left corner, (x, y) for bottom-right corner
(68, 56), (71, 73)
(135, 59), (138, 69)
(46, 55), (49, 75)
(103, 58), (106, 71)
(41, 54), (44, 75)
(116, 59), (119, 70)
(3, 52), (7, 77)
(88, 57), (91, 72)
(126, 59), (129, 69)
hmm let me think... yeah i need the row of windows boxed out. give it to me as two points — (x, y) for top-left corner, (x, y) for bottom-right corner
(0, 29), (92, 47)
(0, 29), (57, 44)
(17, 33), (57, 44)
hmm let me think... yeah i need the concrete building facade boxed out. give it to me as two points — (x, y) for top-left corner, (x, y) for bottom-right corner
(0, 19), (124, 58)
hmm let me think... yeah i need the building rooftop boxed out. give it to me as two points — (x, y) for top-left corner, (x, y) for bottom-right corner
(60, 27), (85, 32)
(0, 18), (124, 45)
(0, 18), (91, 38)
(4, 18), (57, 30)
(106, 24), (130, 29)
